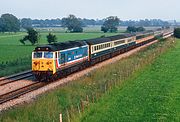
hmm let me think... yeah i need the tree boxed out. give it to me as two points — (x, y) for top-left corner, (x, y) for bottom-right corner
(61, 14), (83, 32)
(101, 26), (108, 33)
(21, 18), (32, 29)
(0, 13), (20, 32)
(20, 28), (39, 45)
(126, 26), (145, 32)
(127, 26), (137, 33)
(136, 27), (145, 32)
(47, 33), (57, 44)
(0, 18), (3, 32)
(174, 28), (180, 38)
(101, 16), (120, 33)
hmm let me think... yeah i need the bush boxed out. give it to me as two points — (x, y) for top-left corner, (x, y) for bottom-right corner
(127, 26), (145, 32)
(47, 33), (57, 44)
(20, 28), (39, 45)
(174, 28), (180, 38)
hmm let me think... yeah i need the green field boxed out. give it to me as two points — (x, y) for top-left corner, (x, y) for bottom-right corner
(0, 32), (116, 61)
(0, 38), (177, 122)
(76, 39), (180, 122)
(0, 31), (117, 76)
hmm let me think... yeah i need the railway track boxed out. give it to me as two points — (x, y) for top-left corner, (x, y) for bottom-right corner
(0, 70), (33, 86)
(0, 82), (47, 104)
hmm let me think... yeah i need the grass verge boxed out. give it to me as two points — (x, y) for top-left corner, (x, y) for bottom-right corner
(0, 38), (176, 122)
(75, 38), (180, 122)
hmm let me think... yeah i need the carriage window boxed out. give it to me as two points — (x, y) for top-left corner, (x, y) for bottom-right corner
(44, 52), (53, 58)
(114, 40), (125, 45)
(108, 43), (110, 47)
(128, 39), (132, 42)
(34, 52), (42, 58)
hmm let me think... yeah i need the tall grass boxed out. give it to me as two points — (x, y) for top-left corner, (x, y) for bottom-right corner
(0, 38), (176, 122)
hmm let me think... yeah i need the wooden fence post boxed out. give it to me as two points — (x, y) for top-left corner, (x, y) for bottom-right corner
(104, 84), (107, 93)
(59, 113), (62, 122)
(96, 93), (98, 101)
(66, 109), (70, 122)
(77, 104), (81, 116)
(92, 94), (95, 103)
(81, 99), (84, 113)
(86, 95), (89, 102)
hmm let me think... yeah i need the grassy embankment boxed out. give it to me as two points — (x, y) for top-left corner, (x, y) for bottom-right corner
(75, 38), (180, 122)
(0, 38), (177, 122)
(0, 31), (116, 76)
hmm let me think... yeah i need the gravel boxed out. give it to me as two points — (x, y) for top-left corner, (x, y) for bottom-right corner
(0, 80), (34, 96)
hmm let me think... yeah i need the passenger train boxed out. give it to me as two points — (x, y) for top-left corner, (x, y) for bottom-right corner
(32, 29), (174, 81)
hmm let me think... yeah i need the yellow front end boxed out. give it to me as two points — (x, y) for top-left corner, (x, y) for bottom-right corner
(32, 52), (56, 74)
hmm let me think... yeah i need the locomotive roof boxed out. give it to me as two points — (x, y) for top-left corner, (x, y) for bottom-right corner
(34, 40), (87, 51)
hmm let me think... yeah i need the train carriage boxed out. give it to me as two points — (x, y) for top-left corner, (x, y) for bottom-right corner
(135, 30), (155, 46)
(109, 33), (136, 56)
(85, 37), (112, 63)
(162, 29), (174, 39)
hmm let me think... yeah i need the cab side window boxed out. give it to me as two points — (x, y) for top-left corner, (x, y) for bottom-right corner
(61, 53), (65, 64)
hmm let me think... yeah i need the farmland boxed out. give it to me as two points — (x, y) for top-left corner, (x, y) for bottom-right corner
(0, 38), (177, 122)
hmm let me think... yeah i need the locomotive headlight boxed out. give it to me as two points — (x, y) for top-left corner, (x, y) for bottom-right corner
(46, 61), (52, 65)
(46, 61), (53, 70)
(33, 61), (40, 66)
(46, 62), (49, 65)
(33, 62), (37, 65)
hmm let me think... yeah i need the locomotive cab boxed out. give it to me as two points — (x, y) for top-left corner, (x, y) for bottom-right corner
(32, 51), (56, 74)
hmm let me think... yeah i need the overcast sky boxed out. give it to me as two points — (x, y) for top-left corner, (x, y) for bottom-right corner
(0, 0), (179, 21)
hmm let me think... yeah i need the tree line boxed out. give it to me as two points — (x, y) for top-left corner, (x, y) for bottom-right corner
(0, 13), (120, 33)
(1, 13), (179, 46)
(0, 13), (173, 33)
(23, 18), (171, 28)
(121, 19), (170, 27)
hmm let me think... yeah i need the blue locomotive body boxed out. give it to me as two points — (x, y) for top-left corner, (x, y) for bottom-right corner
(56, 45), (89, 70)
